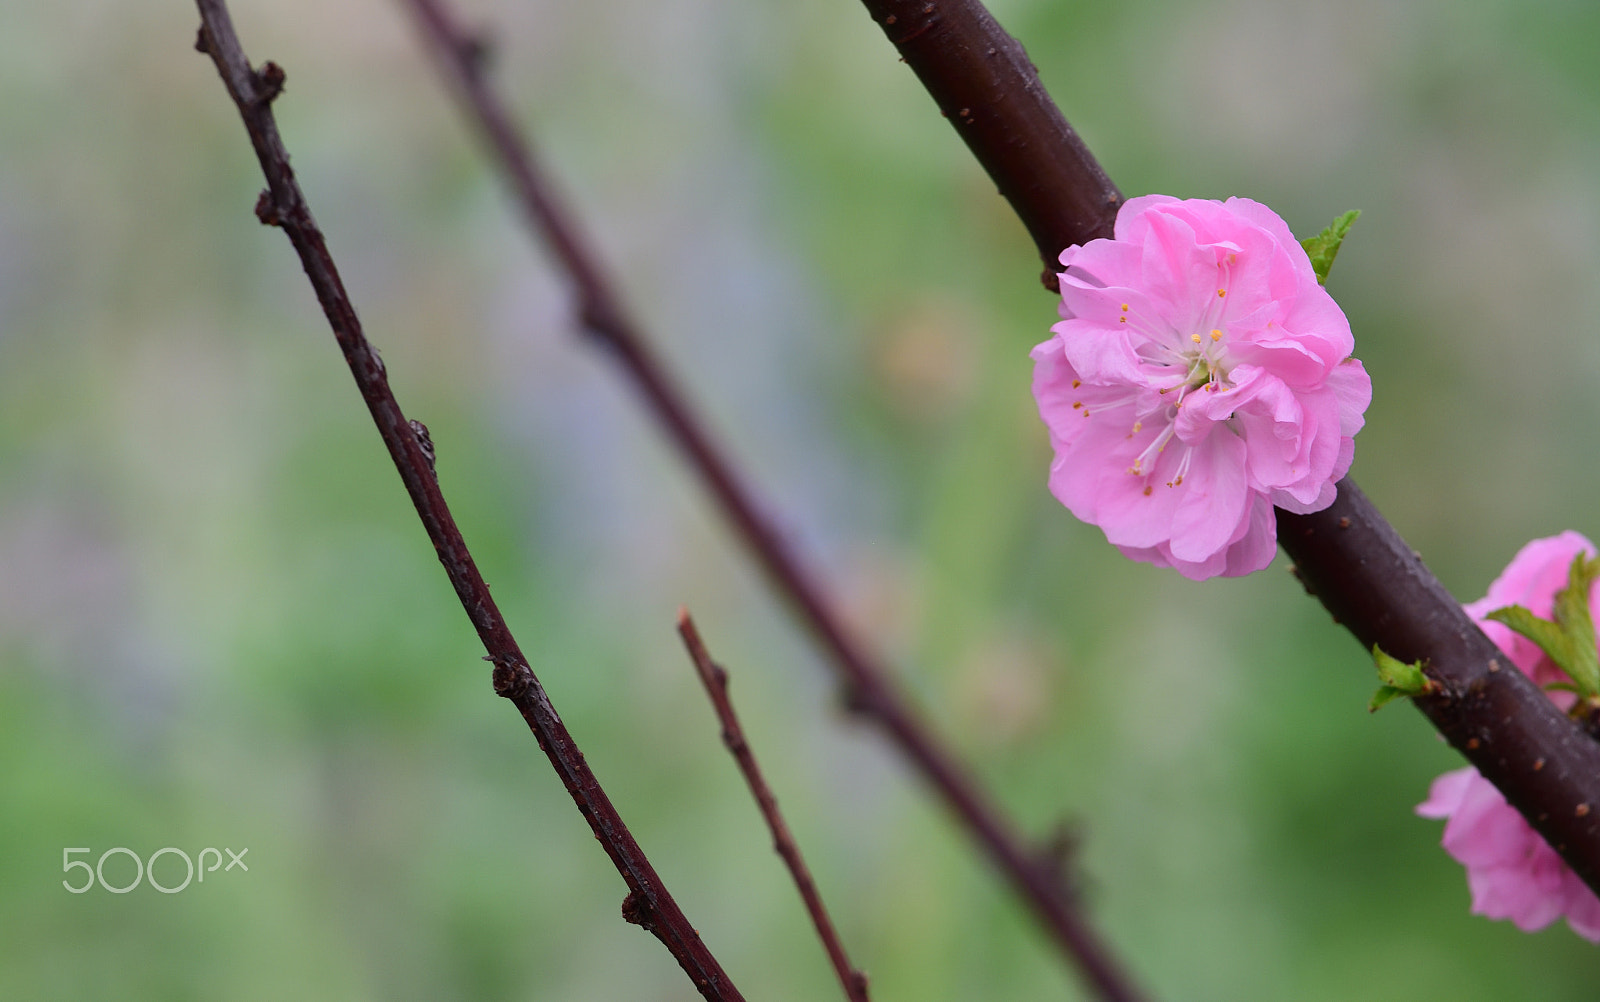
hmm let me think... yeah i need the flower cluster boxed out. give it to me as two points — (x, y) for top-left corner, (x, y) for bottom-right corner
(1416, 531), (1600, 941)
(1031, 195), (1371, 579)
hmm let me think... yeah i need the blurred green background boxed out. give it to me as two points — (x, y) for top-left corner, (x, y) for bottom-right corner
(4, 0), (1600, 998)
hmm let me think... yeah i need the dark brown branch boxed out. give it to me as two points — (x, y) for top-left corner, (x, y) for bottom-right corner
(855, 0), (1600, 890)
(192, 4), (744, 998)
(861, 0), (1122, 286)
(397, 2), (1149, 999)
(677, 611), (871, 1002)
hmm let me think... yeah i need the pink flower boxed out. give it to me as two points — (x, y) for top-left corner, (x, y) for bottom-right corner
(1417, 531), (1600, 941)
(1030, 195), (1371, 579)
(1463, 530), (1600, 700)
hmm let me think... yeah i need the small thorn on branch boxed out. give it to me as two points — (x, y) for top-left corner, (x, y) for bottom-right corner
(193, 26), (210, 54)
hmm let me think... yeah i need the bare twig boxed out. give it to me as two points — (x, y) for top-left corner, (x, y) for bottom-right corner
(397, 1), (1149, 998)
(855, 0), (1600, 890)
(192, 4), (744, 998)
(677, 611), (871, 1002)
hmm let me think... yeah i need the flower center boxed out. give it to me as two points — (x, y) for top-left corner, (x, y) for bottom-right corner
(1127, 324), (1234, 489)
(1181, 330), (1228, 390)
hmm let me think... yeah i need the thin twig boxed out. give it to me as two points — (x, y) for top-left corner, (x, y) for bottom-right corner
(677, 610), (872, 1002)
(396, 1), (1149, 999)
(855, 0), (1600, 889)
(191, 4), (744, 998)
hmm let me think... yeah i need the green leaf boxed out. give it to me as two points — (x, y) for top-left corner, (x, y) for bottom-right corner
(1369, 685), (1407, 713)
(1485, 554), (1600, 697)
(1551, 554), (1600, 695)
(1300, 209), (1360, 285)
(1369, 645), (1434, 712)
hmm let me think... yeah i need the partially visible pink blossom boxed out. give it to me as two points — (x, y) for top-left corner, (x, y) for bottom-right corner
(1417, 531), (1600, 942)
(1462, 530), (1600, 699)
(1030, 195), (1370, 580)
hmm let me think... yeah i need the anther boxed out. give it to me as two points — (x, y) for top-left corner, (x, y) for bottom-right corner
(1210, 329), (1222, 341)
(1190, 333), (1202, 344)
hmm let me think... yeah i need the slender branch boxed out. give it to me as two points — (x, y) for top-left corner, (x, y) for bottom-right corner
(860, 0), (1122, 286)
(397, 1), (1150, 998)
(854, 0), (1600, 890)
(191, 4), (744, 998)
(677, 611), (871, 1002)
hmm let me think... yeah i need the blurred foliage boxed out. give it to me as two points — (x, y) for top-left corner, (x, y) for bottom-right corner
(3, 0), (1600, 998)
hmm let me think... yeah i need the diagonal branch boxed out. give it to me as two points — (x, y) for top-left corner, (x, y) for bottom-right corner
(192, 3), (744, 998)
(855, 0), (1600, 891)
(678, 611), (871, 1002)
(397, 1), (1150, 999)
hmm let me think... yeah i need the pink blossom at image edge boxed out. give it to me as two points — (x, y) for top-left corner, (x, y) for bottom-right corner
(1417, 530), (1600, 941)
(1030, 195), (1371, 580)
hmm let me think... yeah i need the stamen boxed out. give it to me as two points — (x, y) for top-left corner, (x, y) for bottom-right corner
(1190, 333), (1202, 344)
(1165, 445), (1195, 488)
(1210, 329), (1222, 342)
(1131, 418), (1178, 474)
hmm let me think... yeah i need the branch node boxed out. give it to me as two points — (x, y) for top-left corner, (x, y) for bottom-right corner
(1036, 820), (1086, 903)
(458, 31), (493, 75)
(836, 682), (875, 718)
(252, 60), (286, 106)
(409, 419), (437, 474)
(193, 26), (210, 54)
(253, 189), (283, 227)
(488, 656), (528, 698)
(1287, 562), (1317, 598)
(621, 889), (654, 928)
